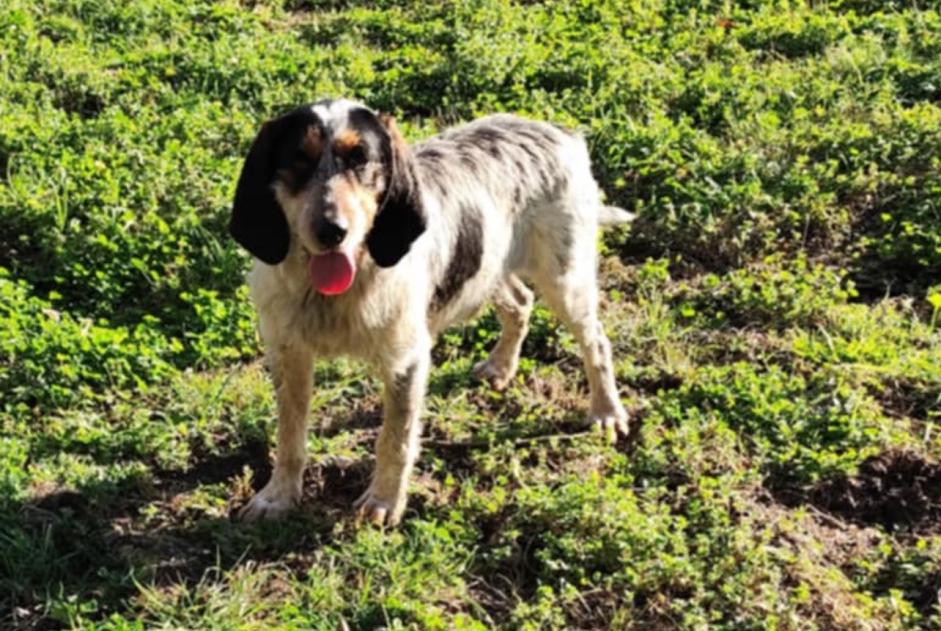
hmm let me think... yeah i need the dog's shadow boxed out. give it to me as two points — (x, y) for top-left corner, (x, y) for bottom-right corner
(6, 371), (642, 628)
(5, 439), (374, 628)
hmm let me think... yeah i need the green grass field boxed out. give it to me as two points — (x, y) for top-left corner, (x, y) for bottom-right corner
(2, 0), (941, 628)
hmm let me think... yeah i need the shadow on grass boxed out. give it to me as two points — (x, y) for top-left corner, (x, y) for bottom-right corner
(765, 449), (941, 621)
(2, 366), (638, 629)
(0, 440), (373, 630)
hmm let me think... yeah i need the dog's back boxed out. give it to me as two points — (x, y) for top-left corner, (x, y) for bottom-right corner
(411, 115), (607, 330)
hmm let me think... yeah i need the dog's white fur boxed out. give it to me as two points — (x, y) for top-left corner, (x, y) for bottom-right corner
(238, 100), (630, 525)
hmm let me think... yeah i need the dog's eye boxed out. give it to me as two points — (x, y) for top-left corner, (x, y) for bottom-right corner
(346, 145), (367, 167)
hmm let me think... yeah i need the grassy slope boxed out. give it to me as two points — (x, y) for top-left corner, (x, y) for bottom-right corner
(1, 0), (940, 628)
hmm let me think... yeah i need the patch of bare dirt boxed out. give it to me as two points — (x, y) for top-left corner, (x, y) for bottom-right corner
(162, 438), (272, 489)
(317, 394), (382, 436)
(630, 371), (684, 395)
(871, 375), (940, 422)
(303, 455), (372, 509)
(812, 450), (941, 534)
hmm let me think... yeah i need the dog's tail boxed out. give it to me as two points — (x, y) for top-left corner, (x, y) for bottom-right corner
(598, 205), (636, 226)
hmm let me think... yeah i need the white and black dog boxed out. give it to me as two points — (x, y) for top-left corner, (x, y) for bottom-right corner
(230, 98), (632, 525)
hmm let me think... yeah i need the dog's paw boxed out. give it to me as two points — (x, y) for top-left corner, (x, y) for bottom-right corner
(472, 358), (515, 391)
(354, 488), (406, 527)
(238, 479), (300, 522)
(588, 407), (630, 442)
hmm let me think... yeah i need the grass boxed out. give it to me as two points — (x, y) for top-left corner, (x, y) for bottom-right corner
(1, 0), (941, 628)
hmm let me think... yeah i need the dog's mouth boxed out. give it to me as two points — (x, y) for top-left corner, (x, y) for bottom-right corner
(308, 247), (356, 296)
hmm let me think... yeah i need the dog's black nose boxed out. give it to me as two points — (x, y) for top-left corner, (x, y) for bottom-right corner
(315, 215), (348, 247)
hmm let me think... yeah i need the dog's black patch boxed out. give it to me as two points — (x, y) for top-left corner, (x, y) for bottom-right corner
(366, 137), (426, 268)
(466, 126), (506, 146)
(432, 205), (484, 310)
(348, 108), (388, 151)
(515, 141), (546, 182)
(466, 127), (509, 160)
(416, 146), (445, 165)
(231, 105), (323, 264)
(511, 185), (524, 208)
(344, 107), (392, 179)
(458, 148), (482, 175)
(275, 115), (326, 195)
(519, 130), (559, 181)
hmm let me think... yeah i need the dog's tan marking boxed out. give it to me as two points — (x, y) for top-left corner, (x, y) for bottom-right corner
(379, 114), (408, 157)
(301, 125), (324, 161)
(278, 126), (323, 188)
(334, 129), (362, 156)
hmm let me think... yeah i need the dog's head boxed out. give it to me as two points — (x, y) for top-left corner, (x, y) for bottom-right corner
(230, 99), (425, 295)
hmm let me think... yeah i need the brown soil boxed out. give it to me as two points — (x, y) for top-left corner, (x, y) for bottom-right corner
(812, 450), (941, 534)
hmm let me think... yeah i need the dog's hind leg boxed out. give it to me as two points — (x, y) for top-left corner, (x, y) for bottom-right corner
(473, 275), (534, 390)
(529, 224), (629, 438)
(537, 276), (628, 437)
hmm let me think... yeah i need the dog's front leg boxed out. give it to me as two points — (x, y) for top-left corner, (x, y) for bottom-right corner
(240, 343), (314, 521)
(355, 343), (431, 526)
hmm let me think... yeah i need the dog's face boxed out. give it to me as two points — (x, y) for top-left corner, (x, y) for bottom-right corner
(230, 99), (425, 294)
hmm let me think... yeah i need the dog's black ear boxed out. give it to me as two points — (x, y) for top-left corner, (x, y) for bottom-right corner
(366, 114), (426, 268)
(230, 109), (311, 265)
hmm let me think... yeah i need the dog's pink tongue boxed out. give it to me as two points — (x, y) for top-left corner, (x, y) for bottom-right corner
(309, 251), (355, 295)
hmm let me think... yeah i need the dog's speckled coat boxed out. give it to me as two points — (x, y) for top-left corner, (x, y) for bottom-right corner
(230, 98), (631, 525)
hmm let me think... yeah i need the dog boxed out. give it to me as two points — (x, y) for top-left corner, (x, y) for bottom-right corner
(230, 98), (632, 525)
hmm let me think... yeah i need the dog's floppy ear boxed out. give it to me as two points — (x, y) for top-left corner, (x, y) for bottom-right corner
(230, 110), (310, 265)
(366, 114), (426, 268)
